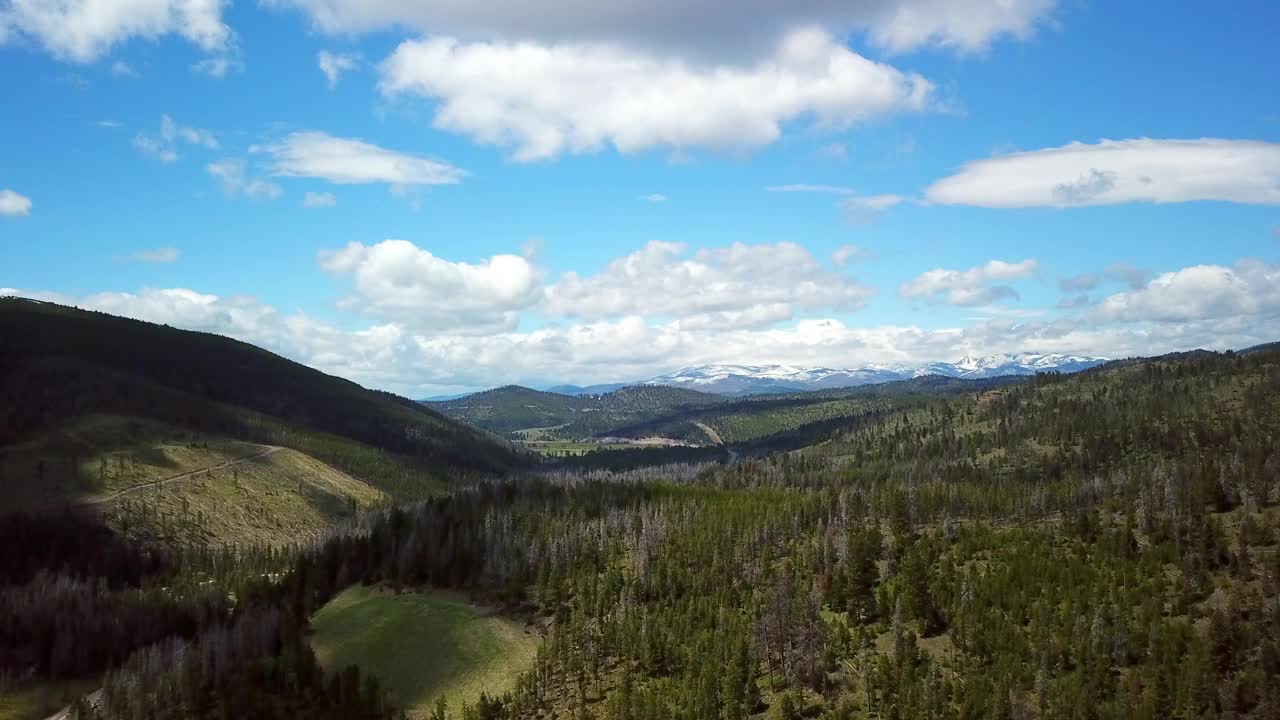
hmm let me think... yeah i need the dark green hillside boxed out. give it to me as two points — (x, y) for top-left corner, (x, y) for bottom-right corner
(443, 374), (1025, 451)
(429, 383), (725, 437)
(429, 385), (588, 435)
(0, 297), (525, 510)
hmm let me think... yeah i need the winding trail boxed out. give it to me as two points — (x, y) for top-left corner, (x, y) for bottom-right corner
(75, 445), (283, 508)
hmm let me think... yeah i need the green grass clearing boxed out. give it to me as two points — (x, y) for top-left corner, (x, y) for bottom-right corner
(310, 585), (539, 718)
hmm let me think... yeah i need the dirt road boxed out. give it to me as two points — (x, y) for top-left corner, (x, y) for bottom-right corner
(76, 445), (283, 508)
(692, 421), (724, 445)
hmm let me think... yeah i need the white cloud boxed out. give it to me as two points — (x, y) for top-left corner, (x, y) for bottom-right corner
(130, 247), (180, 263)
(192, 54), (244, 78)
(925, 138), (1280, 208)
(317, 50), (359, 87)
(545, 240), (875, 328)
(302, 191), (337, 208)
(1091, 260), (1280, 324)
(839, 193), (905, 223)
(134, 137), (178, 164)
(380, 28), (933, 161)
(318, 240), (543, 332)
(832, 244), (877, 266)
(0, 0), (230, 62)
(6, 257), (1279, 394)
(271, 0), (1056, 57)
(770, 185), (905, 223)
(207, 159), (283, 200)
(0, 189), (32, 216)
(110, 60), (138, 78)
(638, 193), (666, 203)
(256, 131), (464, 186)
(900, 259), (1038, 306)
(134, 114), (217, 164)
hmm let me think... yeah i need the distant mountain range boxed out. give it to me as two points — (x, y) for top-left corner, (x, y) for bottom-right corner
(549, 353), (1108, 397)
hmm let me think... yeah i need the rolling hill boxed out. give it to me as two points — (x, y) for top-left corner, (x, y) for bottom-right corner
(427, 383), (726, 437)
(0, 297), (527, 515)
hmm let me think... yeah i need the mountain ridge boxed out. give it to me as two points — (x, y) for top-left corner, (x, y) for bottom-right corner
(641, 352), (1107, 395)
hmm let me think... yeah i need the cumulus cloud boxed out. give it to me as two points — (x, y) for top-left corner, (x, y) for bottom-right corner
(134, 114), (217, 164)
(545, 240), (875, 328)
(318, 240), (543, 332)
(380, 28), (933, 161)
(317, 50), (359, 87)
(925, 138), (1280, 208)
(271, 0), (1056, 57)
(10, 280), (1276, 396)
(899, 259), (1038, 306)
(130, 247), (180, 263)
(0, 0), (230, 62)
(302, 191), (336, 208)
(255, 131), (464, 186)
(1091, 260), (1280, 324)
(7, 258), (1279, 394)
(206, 159), (283, 200)
(0, 188), (32, 216)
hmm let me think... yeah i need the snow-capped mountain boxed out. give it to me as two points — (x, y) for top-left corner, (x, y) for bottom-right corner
(641, 353), (1106, 395)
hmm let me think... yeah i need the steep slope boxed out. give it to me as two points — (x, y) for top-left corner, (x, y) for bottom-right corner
(0, 297), (525, 511)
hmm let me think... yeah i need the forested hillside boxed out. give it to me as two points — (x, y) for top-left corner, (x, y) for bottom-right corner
(0, 298), (526, 511)
(35, 344), (1276, 720)
(435, 375), (1018, 451)
(429, 384), (726, 437)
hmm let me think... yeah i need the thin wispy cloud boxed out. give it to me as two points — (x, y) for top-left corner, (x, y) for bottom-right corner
(130, 247), (180, 263)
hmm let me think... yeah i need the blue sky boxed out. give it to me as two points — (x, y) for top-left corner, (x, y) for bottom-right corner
(2, 0), (1279, 395)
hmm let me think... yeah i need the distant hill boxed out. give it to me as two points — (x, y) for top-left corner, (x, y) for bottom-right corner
(428, 384), (726, 437)
(543, 382), (630, 396)
(431, 372), (1022, 452)
(0, 297), (526, 511)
